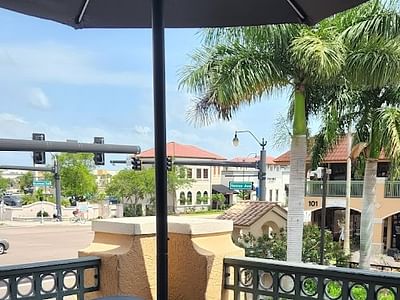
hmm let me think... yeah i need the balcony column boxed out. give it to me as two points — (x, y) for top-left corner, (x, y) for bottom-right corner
(79, 216), (244, 300)
(372, 218), (384, 255)
(386, 216), (393, 250)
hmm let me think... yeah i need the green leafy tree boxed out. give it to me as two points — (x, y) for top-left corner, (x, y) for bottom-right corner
(237, 191), (250, 200)
(211, 193), (225, 210)
(106, 167), (193, 215)
(57, 153), (97, 200)
(179, 0), (400, 262)
(18, 171), (33, 192)
(0, 173), (10, 193)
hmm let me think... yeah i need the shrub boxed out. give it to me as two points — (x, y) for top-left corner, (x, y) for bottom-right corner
(123, 204), (143, 217)
(36, 211), (49, 217)
(21, 194), (36, 205)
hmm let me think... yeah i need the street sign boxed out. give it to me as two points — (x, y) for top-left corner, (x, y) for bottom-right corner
(229, 181), (253, 190)
(33, 180), (52, 187)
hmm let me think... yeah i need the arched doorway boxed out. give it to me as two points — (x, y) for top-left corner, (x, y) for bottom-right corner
(262, 221), (280, 238)
(311, 207), (361, 245)
(383, 212), (400, 251)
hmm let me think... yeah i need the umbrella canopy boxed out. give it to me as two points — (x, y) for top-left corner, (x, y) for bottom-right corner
(0, 0), (370, 299)
(0, 0), (368, 28)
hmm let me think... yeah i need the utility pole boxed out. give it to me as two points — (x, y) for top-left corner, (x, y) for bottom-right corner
(320, 167), (328, 265)
(344, 128), (352, 255)
(54, 157), (62, 220)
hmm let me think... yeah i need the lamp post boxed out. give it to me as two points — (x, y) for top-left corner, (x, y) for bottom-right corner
(233, 130), (267, 201)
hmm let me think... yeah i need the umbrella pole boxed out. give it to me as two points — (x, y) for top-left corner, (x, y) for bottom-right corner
(152, 0), (168, 299)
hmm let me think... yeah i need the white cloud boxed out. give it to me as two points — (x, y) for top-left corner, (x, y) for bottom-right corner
(0, 113), (28, 125)
(0, 43), (151, 87)
(28, 88), (50, 109)
(134, 125), (151, 136)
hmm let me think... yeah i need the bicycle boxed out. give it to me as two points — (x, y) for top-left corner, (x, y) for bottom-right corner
(69, 212), (87, 224)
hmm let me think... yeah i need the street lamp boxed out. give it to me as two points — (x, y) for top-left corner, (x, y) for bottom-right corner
(232, 130), (267, 201)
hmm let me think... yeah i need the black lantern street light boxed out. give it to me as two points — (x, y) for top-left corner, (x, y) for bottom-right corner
(233, 130), (267, 201)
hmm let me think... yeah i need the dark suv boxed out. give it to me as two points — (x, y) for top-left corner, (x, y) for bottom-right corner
(2, 196), (22, 207)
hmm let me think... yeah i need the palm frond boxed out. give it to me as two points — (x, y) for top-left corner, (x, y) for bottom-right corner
(379, 107), (400, 160)
(341, 1), (400, 45)
(289, 28), (345, 84)
(178, 43), (289, 125)
(346, 38), (400, 88)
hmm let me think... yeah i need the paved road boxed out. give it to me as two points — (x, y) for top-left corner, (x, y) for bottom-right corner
(0, 222), (94, 266)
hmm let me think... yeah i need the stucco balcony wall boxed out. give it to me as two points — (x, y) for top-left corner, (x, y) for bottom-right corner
(79, 216), (244, 300)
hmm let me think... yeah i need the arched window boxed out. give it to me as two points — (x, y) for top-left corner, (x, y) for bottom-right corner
(187, 192), (192, 205)
(179, 192), (186, 205)
(203, 191), (209, 204)
(196, 191), (202, 204)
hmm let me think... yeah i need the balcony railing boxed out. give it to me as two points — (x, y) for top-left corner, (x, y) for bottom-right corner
(224, 256), (400, 299)
(306, 181), (363, 197)
(0, 256), (100, 300)
(385, 181), (400, 198)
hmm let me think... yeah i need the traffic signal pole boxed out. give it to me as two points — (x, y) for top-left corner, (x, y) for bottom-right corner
(0, 138), (141, 221)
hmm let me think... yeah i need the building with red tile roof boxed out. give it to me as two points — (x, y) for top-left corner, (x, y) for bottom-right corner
(230, 156), (276, 165)
(139, 142), (226, 160)
(274, 136), (388, 165)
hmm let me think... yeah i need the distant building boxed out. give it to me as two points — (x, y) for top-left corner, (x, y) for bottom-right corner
(92, 169), (117, 192)
(221, 156), (289, 206)
(139, 142), (231, 212)
(217, 201), (287, 242)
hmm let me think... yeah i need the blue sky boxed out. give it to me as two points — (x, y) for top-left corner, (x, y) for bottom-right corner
(0, 7), (301, 168)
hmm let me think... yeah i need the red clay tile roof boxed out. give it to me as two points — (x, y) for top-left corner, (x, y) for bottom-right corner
(217, 201), (286, 226)
(273, 136), (388, 164)
(273, 151), (291, 165)
(139, 142), (226, 160)
(230, 156), (276, 164)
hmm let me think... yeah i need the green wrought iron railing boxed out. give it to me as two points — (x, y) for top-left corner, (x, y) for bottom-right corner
(224, 256), (400, 299)
(0, 256), (100, 300)
(306, 181), (363, 197)
(385, 181), (400, 198)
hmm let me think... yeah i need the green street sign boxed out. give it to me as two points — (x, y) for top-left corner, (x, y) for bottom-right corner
(229, 181), (253, 190)
(33, 180), (52, 187)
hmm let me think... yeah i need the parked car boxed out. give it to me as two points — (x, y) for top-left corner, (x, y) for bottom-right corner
(0, 239), (9, 254)
(2, 195), (22, 207)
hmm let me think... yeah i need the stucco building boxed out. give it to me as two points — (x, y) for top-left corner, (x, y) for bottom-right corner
(221, 156), (289, 206)
(139, 142), (231, 212)
(275, 136), (400, 254)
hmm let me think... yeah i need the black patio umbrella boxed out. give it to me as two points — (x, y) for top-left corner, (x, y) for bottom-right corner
(0, 0), (369, 298)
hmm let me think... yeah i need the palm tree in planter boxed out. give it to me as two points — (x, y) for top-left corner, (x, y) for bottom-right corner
(179, 0), (400, 262)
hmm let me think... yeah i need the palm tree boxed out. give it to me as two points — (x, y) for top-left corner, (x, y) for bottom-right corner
(179, 1), (400, 263)
(313, 86), (400, 269)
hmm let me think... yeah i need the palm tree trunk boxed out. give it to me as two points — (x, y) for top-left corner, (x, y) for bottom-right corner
(287, 87), (307, 262)
(359, 158), (377, 269)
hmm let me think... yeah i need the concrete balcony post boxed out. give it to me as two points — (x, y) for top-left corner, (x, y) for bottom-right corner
(79, 216), (244, 300)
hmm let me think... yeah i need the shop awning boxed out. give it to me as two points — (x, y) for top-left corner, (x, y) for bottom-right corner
(212, 184), (237, 195)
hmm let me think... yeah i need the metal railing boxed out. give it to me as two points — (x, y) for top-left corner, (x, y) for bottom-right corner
(349, 261), (400, 272)
(0, 256), (100, 300)
(224, 256), (400, 299)
(385, 181), (400, 198)
(306, 181), (363, 197)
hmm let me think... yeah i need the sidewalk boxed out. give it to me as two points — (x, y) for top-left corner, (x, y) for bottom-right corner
(0, 219), (91, 228)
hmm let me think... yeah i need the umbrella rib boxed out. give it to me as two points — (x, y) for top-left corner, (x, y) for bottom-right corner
(76, 0), (91, 24)
(284, 0), (306, 22)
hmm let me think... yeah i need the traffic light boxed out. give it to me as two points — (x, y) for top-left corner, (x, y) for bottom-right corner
(32, 133), (46, 164)
(93, 137), (105, 165)
(166, 156), (173, 171)
(131, 157), (142, 170)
